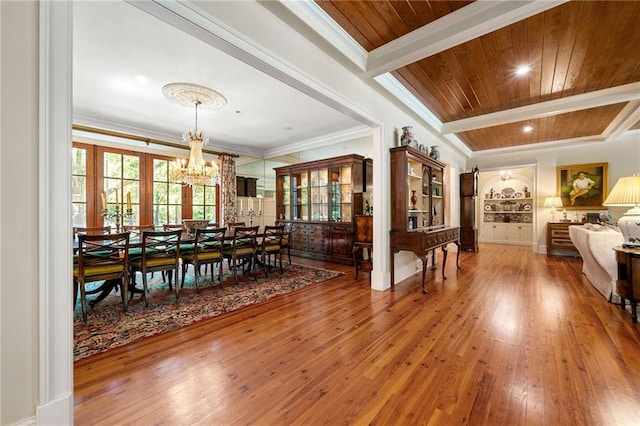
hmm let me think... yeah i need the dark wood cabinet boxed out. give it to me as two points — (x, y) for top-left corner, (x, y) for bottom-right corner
(275, 154), (368, 264)
(389, 146), (460, 290)
(615, 247), (640, 323)
(547, 222), (580, 257)
(460, 167), (479, 252)
(353, 215), (373, 279)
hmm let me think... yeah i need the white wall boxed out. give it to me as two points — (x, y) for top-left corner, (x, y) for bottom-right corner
(1, 1), (39, 424)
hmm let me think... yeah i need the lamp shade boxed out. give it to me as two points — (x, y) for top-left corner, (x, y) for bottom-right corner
(543, 196), (562, 208)
(603, 174), (640, 247)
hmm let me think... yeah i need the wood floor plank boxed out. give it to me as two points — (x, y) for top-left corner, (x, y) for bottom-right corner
(74, 245), (640, 425)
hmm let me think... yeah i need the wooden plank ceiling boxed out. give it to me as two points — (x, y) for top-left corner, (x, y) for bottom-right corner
(315, 0), (640, 152)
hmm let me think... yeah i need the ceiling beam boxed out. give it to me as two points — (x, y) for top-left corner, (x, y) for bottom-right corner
(364, 0), (567, 78)
(441, 83), (640, 134)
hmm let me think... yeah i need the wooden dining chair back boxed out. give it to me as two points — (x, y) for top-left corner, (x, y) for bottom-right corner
(280, 222), (293, 266)
(259, 225), (284, 277)
(222, 225), (259, 285)
(123, 224), (156, 234)
(181, 227), (226, 292)
(73, 232), (130, 322)
(129, 229), (182, 306)
(163, 223), (185, 232)
(73, 226), (111, 239)
(226, 222), (245, 230)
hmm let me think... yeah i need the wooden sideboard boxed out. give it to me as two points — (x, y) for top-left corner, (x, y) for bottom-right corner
(547, 222), (580, 257)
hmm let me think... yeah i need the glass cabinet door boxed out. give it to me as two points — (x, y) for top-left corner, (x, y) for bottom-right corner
(277, 174), (291, 220)
(292, 172), (309, 221)
(310, 167), (328, 221)
(330, 164), (352, 222)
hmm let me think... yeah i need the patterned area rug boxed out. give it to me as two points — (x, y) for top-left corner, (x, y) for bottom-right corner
(74, 263), (342, 361)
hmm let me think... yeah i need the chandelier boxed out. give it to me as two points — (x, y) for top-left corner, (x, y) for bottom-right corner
(162, 83), (227, 186)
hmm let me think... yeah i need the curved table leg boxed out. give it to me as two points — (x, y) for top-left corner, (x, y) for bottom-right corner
(441, 245), (448, 280)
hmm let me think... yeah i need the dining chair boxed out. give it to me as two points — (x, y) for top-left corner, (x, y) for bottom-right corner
(222, 225), (259, 285)
(73, 232), (130, 322)
(129, 229), (182, 306)
(226, 222), (245, 230)
(123, 224), (156, 233)
(180, 227), (226, 292)
(73, 226), (111, 239)
(280, 222), (292, 267)
(125, 225), (158, 280)
(258, 225), (284, 277)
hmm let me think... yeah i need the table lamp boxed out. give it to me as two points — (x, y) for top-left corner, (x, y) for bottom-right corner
(543, 196), (563, 220)
(603, 173), (640, 247)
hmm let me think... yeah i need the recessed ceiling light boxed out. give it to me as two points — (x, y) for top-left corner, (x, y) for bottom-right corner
(516, 66), (530, 76)
(523, 125), (533, 133)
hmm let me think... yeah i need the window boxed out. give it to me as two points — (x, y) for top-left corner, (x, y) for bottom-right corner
(102, 149), (141, 229)
(192, 184), (218, 222)
(73, 142), (219, 228)
(72, 146), (88, 227)
(152, 158), (183, 225)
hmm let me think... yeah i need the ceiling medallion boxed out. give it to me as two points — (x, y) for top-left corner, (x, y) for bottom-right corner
(161, 82), (227, 110)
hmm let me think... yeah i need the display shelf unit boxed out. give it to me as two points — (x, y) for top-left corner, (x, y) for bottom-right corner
(275, 154), (368, 264)
(391, 146), (446, 232)
(389, 145), (460, 290)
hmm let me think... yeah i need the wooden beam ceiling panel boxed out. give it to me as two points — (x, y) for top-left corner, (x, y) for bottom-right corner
(458, 103), (627, 151)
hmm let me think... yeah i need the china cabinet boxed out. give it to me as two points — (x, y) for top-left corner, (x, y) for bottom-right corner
(389, 145), (460, 291)
(275, 154), (369, 264)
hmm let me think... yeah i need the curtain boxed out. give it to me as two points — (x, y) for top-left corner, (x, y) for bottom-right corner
(218, 153), (238, 225)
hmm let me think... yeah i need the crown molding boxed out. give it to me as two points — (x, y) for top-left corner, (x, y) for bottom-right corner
(263, 125), (371, 158)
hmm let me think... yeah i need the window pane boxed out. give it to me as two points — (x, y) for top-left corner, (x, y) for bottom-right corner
(193, 205), (204, 219)
(168, 183), (182, 204)
(72, 176), (86, 202)
(123, 155), (140, 180)
(72, 147), (86, 174)
(154, 182), (167, 203)
(105, 178), (121, 203)
(192, 186), (204, 205)
(72, 203), (86, 227)
(104, 152), (122, 178)
(154, 159), (168, 181)
(153, 205), (168, 225)
(205, 206), (215, 221)
(168, 204), (181, 224)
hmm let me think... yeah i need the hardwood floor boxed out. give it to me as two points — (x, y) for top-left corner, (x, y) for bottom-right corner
(74, 244), (640, 425)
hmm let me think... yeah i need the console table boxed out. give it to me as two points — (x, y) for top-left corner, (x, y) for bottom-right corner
(390, 227), (460, 294)
(614, 246), (640, 323)
(547, 221), (580, 257)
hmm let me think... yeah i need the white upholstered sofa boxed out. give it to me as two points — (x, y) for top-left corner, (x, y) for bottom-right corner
(569, 224), (624, 303)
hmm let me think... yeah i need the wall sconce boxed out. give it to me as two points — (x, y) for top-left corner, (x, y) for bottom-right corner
(500, 169), (511, 181)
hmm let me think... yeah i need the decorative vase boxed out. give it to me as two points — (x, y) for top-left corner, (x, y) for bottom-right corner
(401, 126), (415, 147)
(410, 190), (418, 209)
(429, 145), (440, 160)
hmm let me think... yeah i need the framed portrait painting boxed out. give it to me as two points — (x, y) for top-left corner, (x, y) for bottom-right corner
(556, 163), (608, 210)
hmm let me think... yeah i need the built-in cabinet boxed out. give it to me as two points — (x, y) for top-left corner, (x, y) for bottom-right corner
(275, 154), (370, 264)
(479, 180), (534, 245)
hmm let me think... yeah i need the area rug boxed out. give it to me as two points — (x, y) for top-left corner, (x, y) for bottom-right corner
(74, 263), (342, 361)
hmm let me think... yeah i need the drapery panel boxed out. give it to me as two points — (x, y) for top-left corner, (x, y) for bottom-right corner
(218, 153), (238, 225)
